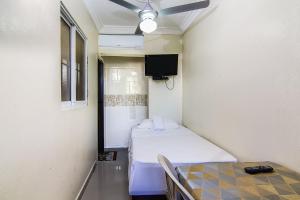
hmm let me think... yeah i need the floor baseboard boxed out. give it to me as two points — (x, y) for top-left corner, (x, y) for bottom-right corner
(75, 160), (97, 200)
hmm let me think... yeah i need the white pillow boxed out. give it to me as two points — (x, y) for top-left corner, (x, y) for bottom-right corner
(164, 119), (179, 129)
(153, 116), (165, 131)
(137, 119), (153, 129)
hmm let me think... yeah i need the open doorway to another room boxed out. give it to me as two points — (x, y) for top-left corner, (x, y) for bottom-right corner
(99, 56), (148, 161)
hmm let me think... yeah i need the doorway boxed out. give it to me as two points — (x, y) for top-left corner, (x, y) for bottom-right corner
(98, 59), (104, 154)
(98, 59), (118, 161)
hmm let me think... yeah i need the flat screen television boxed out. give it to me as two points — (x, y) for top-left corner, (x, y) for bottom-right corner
(145, 54), (178, 77)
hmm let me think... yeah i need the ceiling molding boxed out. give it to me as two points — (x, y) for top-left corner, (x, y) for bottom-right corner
(179, 10), (202, 32)
(100, 25), (182, 35)
(84, 0), (220, 35)
(184, 0), (222, 33)
(83, 0), (104, 32)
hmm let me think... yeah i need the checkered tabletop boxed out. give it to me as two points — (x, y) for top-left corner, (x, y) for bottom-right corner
(176, 162), (300, 200)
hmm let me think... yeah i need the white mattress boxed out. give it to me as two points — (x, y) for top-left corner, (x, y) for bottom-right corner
(128, 126), (237, 195)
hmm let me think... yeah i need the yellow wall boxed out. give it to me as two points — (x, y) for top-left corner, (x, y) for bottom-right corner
(0, 0), (98, 199)
(99, 34), (182, 57)
(183, 0), (300, 172)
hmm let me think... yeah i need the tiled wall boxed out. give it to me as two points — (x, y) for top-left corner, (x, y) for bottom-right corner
(105, 94), (147, 107)
(103, 57), (148, 148)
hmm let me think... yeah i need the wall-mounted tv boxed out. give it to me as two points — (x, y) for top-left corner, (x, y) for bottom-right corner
(145, 54), (178, 78)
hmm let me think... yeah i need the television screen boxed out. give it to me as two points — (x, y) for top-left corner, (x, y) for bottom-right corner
(145, 54), (178, 77)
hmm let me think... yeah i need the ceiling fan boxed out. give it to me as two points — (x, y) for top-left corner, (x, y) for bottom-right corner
(108, 0), (210, 35)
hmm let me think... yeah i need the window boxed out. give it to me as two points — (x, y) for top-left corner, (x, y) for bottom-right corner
(60, 3), (88, 108)
(60, 18), (71, 102)
(76, 32), (86, 101)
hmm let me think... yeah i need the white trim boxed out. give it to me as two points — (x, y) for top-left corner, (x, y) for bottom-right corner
(180, 10), (202, 32)
(75, 160), (97, 200)
(84, 1), (220, 35)
(60, 2), (88, 110)
(61, 101), (88, 111)
(84, 38), (88, 103)
(71, 26), (77, 104)
(100, 25), (182, 35)
(89, 13), (197, 35)
(72, 30), (88, 105)
(61, 13), (72, 27)
(60, 2), (87, 40)
(184, 0), (222, 33)
(61, 101), (72, 111)
(83, 0), (104, 33)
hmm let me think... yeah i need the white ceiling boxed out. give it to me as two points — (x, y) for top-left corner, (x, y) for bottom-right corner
(84, 0), (215, 35)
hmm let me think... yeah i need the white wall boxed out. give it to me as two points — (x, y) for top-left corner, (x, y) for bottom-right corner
(99, 35), (183, 123)
(183, 0), (300, 172)
(148, 54), (183, 123)
(146, 36), (183, 123)
(0, 0), (99, 199)
(103, 57), (148, 148)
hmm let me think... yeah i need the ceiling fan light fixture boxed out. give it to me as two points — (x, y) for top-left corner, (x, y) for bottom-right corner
(109, 0), (211, 35)
(140, 18), (157, 33)
(138, 9), (158, 34)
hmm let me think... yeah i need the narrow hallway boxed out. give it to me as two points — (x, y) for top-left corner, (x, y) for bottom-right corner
(81, 149), (130, 200)
(81, 149), (166, 200)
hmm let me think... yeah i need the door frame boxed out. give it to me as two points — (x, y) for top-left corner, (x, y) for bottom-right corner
(98, 59), (105, 154)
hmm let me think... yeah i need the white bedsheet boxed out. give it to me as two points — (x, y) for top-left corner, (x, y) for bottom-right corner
(128, 126), (237, 195)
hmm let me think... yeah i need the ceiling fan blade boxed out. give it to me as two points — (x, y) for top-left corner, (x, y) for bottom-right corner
(135, 24), (143, 35)
(159, 0), (210, 16)
(108, 0), (141, 13)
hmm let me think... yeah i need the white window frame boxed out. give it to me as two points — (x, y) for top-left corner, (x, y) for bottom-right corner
(61, 2), (88, 110)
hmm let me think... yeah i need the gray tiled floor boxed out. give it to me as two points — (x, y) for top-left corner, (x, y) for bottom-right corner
(81, 149), (130, 200)
(81, 149), (166, 200)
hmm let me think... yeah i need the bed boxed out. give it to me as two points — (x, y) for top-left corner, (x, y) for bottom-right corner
(128, 126), (237, 196)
